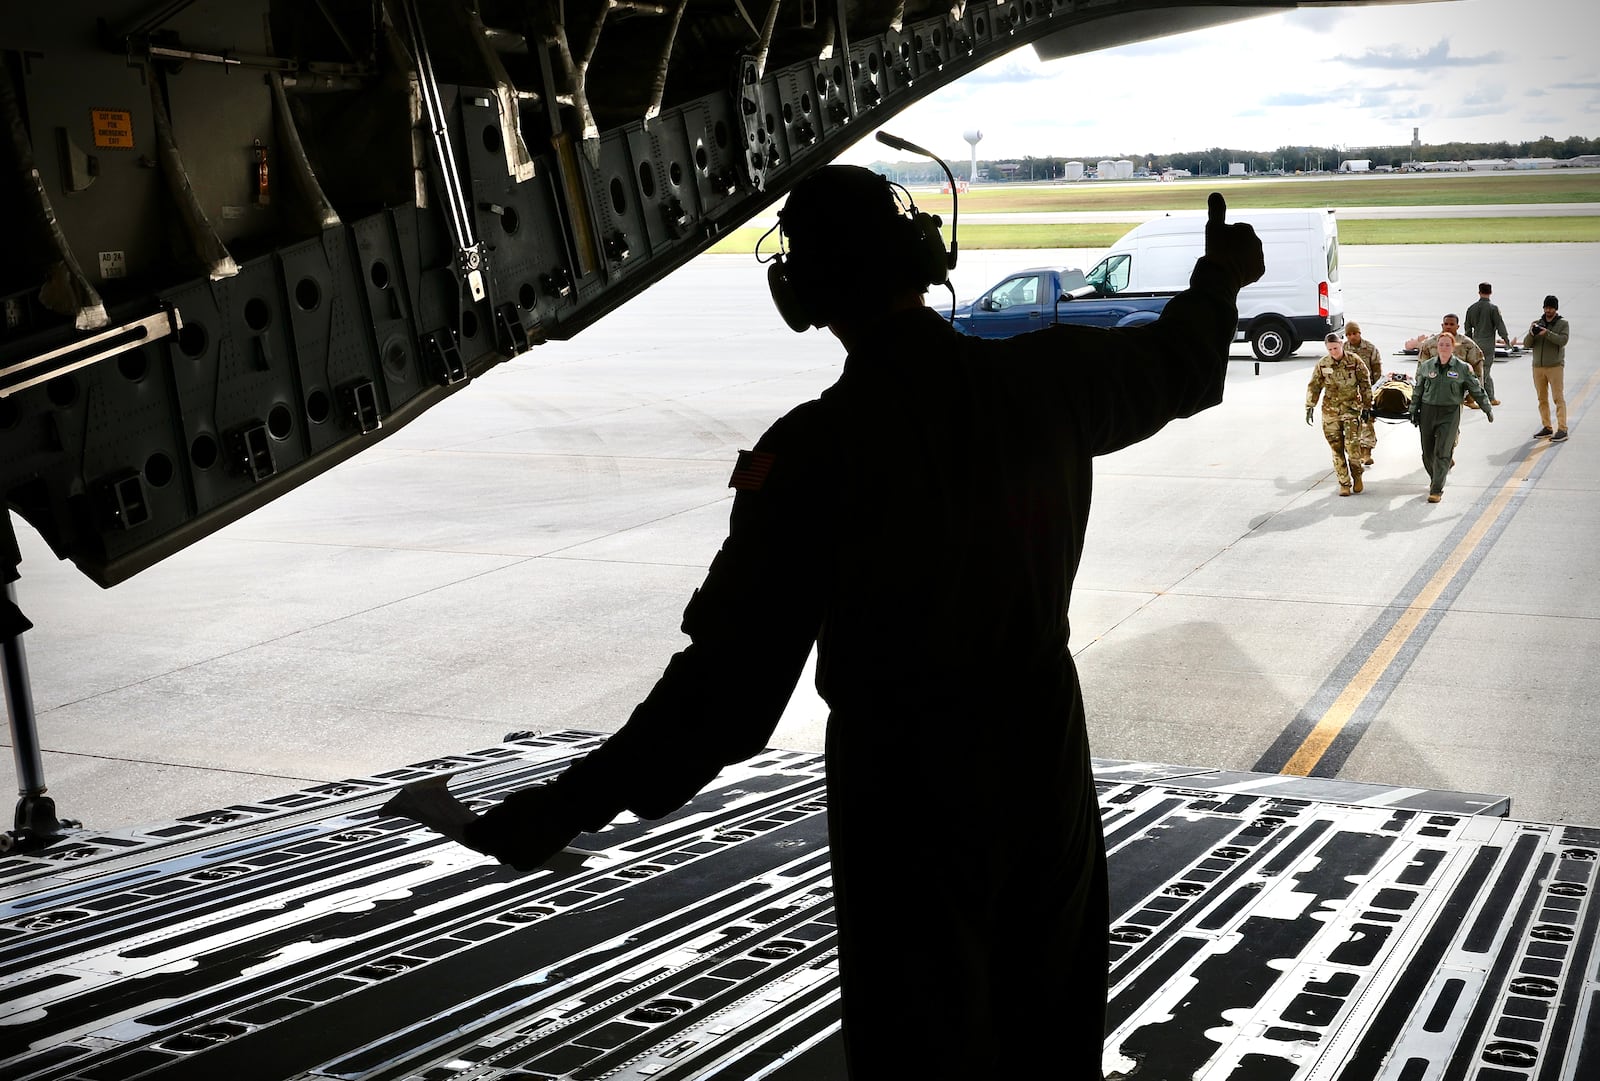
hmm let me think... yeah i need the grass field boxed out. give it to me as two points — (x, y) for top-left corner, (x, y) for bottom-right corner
(903, 171), (1600, 216)
(706, 215), (1600, 254)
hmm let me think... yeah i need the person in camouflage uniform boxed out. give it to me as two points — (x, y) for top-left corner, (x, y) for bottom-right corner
(1306, 332), (1373, 496)
(1344, 321), (1383, 465)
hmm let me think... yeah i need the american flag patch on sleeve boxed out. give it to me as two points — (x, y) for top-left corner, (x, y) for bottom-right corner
(729, 449), (776, 491)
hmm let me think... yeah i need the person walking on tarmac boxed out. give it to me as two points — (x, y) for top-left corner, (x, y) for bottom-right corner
(1306, 333), (1373, 496)
(1464, 283), (1510, 405)
(1416, 314), (1487, 408)
(1344, 321), (1383, 464)
(386, 167), (1265, 1078)
(1411, 332), (1493, 502)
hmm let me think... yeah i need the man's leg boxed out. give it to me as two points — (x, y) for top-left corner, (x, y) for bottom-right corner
(1342, 415), (1365, 491)
(1482, 357), (1497, 401)
(1533, 366), (1553, 430)
(1431, 405), (1461, 492)
(1322, 414), (1353, 490)
(1418, 408), (1437, 486)
(1551, 364), (1567, 431)
(827, 724), (1107, 1079)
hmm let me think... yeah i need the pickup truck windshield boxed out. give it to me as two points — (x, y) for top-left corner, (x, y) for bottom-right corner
(1085, 254), (1130, 295)
(987, 274), (1041, 309)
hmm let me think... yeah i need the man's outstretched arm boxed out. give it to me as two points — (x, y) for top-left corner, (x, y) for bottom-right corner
(1018, 192), (1265, 455)
(390, 417), (827, 871)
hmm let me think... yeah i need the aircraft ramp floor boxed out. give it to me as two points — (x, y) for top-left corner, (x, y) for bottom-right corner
(1, 732), (1595, 1080)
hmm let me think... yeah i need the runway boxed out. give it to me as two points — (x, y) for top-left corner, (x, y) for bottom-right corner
(744, 202), (1600, 227)
(4, 242), (1598, 831)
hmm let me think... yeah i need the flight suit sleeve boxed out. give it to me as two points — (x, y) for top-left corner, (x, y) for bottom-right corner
(1007, 256), (1240, 456)
(470, 410), (829, 859)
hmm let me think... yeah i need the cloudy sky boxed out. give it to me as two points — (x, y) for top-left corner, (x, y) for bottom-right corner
(837, 0), (1598, 164)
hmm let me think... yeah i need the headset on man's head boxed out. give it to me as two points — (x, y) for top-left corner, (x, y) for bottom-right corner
(762, 134), (960, 332)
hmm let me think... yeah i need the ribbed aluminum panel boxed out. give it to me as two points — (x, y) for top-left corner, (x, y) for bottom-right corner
(1, 735), (1592, 1080)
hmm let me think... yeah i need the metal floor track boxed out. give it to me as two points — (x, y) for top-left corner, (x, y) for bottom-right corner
(1, 732), (1595, 1080)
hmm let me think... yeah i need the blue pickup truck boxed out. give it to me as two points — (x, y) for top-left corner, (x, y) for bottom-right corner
(949, 265), (1172, 338)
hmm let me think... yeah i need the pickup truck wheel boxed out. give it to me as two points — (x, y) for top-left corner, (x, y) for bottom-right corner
(1250, 321), (1293, 361)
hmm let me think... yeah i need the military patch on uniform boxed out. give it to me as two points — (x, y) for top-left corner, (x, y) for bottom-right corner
(729, 449), (776, 491)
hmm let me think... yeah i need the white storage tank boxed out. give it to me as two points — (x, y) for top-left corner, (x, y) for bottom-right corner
(1096, 160), (1116, 179)
(1064, 161), (1084, 180)
(1114, 159), (1134, 179)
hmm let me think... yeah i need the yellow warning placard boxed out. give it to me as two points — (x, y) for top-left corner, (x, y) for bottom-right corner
(91, 108), (134, 149)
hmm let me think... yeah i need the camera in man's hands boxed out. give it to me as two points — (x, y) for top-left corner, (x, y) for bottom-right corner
(1530, 322), (1545, 336)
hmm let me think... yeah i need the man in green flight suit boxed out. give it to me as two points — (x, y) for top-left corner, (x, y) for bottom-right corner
(387, 170), (1266, 1079)
(1463, 283), (1510, 405)
(1306, 332), (1373, 496)
(1410, 332), (1493, 503)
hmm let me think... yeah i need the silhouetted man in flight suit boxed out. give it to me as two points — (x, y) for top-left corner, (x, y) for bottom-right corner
(394, 167), (1263, 1077)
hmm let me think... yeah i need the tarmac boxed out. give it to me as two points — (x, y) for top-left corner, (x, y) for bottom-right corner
(6, 240), (1598, 831)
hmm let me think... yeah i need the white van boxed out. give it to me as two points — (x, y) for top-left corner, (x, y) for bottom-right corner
(1082, 208), (1344, 360)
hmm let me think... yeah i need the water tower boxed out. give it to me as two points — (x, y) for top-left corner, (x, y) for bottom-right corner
(962, 129), (983, 183)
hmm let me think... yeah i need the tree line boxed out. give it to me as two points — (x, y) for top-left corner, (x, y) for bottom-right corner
(872, 135), (1600, 183)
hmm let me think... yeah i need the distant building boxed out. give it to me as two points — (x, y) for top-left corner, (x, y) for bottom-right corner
(1227, 162), (1246, 176)
(1339, 159), (1371, 172)
(1063, 161), (1085, 180)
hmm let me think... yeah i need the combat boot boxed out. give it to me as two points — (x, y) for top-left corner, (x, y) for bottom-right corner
(1339, 484), (1352, 497)
(1352, 474), (1364, 494)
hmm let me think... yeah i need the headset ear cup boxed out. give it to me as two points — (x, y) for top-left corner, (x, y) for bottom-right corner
(768, 257), (817, 332)
(909, 212), (950, 288)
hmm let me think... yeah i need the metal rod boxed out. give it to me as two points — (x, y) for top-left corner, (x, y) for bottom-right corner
(834, 0), (856, 116)
(0, 307), (182, 399)
(2, 583), (44, 799)
(398, 0), (476, 252)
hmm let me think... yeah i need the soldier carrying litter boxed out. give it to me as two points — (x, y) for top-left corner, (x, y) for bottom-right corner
(1306, 332), (1373, 496)
(1343, 321), (1382, 465)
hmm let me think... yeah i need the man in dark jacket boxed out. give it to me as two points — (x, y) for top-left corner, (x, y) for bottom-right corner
(1528, 295), (1571, 441)
(394, 167), (1263, 1077)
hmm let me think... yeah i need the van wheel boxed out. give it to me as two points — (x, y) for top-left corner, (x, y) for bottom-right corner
(1251, 321), (1294, 361)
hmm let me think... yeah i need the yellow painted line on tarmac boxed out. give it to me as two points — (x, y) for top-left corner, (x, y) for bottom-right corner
(1281, 363), (1598, 776)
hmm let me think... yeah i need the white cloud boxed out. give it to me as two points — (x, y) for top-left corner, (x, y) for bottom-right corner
(838, 0), (1597, 163)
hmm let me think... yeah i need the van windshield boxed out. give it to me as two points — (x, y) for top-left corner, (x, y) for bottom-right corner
(1085, 254), (1130, 294)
